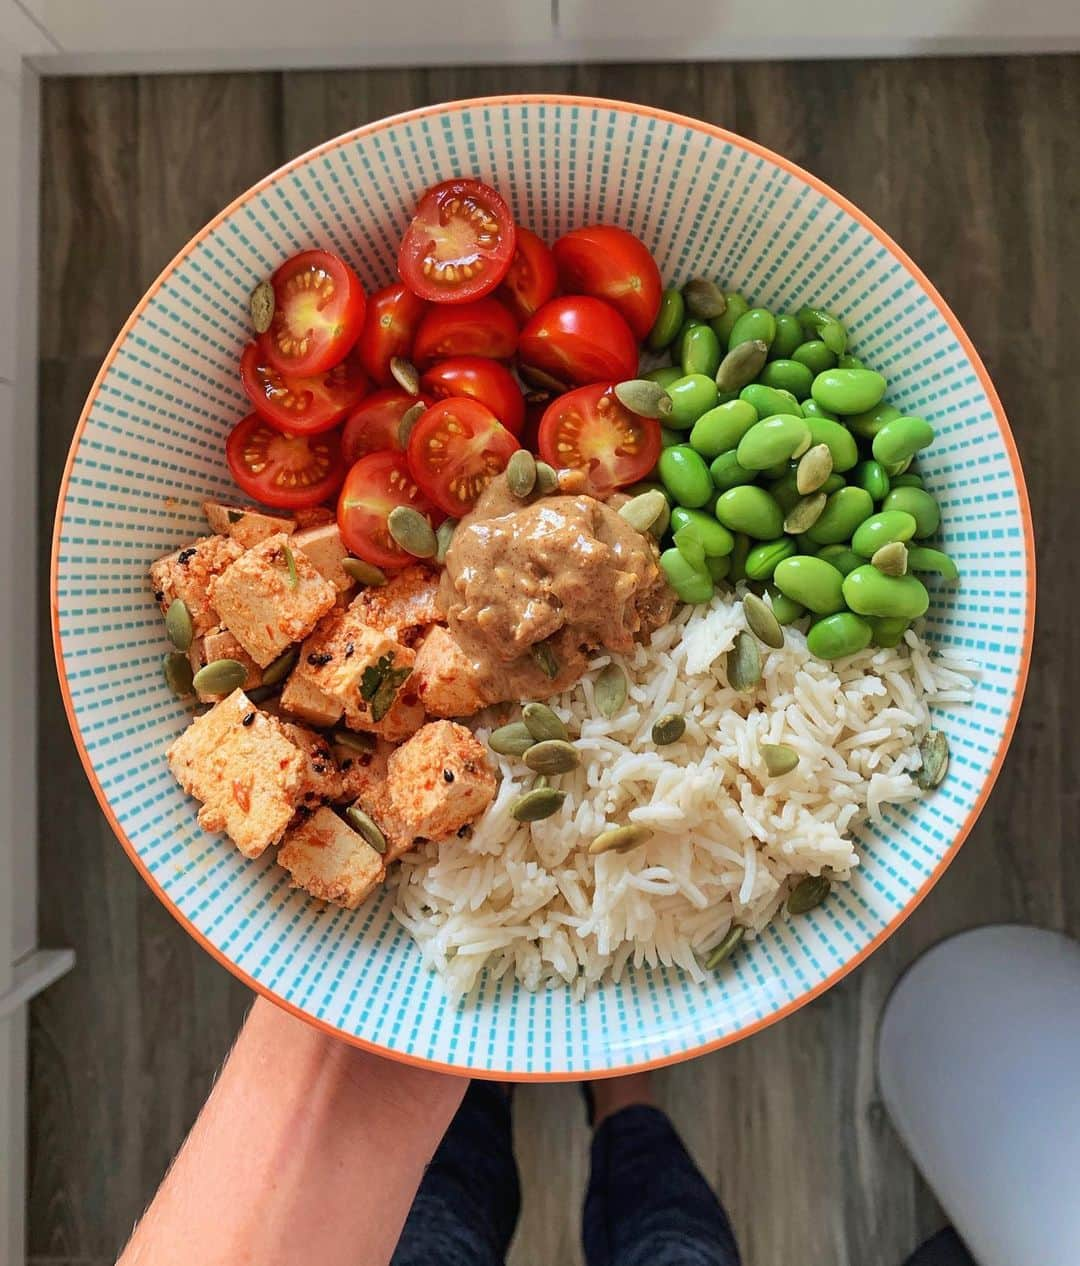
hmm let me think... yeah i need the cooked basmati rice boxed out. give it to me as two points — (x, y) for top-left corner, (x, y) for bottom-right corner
(391, 591), (973, 999)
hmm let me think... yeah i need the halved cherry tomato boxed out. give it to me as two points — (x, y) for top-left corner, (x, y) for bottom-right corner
(419, 357), (525, 437)
(406, 398), (520, 516)
(537, 384), (662, 496)
(338, 450), (440, 569)
(519, 296), (639, 388)
(412, 297), (518, 367)
(226, 413), (345, 509)
(341, 388), (434, 466)
(551, 226), (661, 341)
(259, 249), (366, 379)
(239, 341), (369, 436)
(356, 282), (428, 385)
(398, 178), (516, 304)
(497, 226), (558, 324)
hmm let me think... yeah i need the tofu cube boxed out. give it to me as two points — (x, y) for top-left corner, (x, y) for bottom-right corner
(203, 501), (295, 548)
(277, 806), (385, 909)
(149, 535), (244, 635)
(332, 736), (393, 805)
(167, 690), (306, 859)
(350, 564), (441, 642)
(411, 625), (488, 718)
(278, 722), (344, 805)
(209, 533), (337, 666)
(293, 523), (355, 594)
(279, 671), (343, 728)
(189, 627), (262, 702)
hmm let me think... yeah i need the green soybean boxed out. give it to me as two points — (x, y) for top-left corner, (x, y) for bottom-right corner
(660, 426), (682, 448)
(806, 612), (872, 659)
(804, 416), (859, 473)
(906, 546), (960, 581)
(772, 555), (846, 615)
(709, 449), (758, 491)
(762, 458), (792, 480)
(660, 548), (714, 603)
(715, 486), (784, 539)
(815, 544), (864, 576)
(769, 313), (804, 361)
(710, 291), (749, 344)
(736, 415), (812, 470)
(765, 587), (806, 624)
(689, 400), (758, 458)
(792, 340), (837, 376)
(842, 566), (930, 619)
(872, 415), (935, 466)
(847, 401), (900, 442)
(670, 507), (735, 557)
(758, 358), (814, 400)
(838, 353), (864, 370)
(648, 288), (685, 350)
(667, 373), (719, 430)
(805, 486), (874, 545)
(728, 306), (776, 350)
(745, 537), (797, 581)
(851, 510), (919, 557)
(706, 554), (732, 582)
(882, 487), (941, 538)
(811, 368), (887, 415)
(800, 398), (838, 422)
(740, 383), (801, 419)
(728, 533), (751, 583)
(868, 616), (910, 648)
(767, 470), (802, 514)
(796, 305), (848, 356)
(658, 445), (714, 507)
(675, 528), (707, 569)
(883, 456), (913, 477)
(852, 459), (891, 502)
(892, 472), (925, 489)
(644, 366), (683, 390)
(681, 323), (722, 378)
(821, 474), (845, 494)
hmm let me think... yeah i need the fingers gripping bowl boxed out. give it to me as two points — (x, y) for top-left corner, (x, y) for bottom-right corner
(52, 97), (1033, 1078)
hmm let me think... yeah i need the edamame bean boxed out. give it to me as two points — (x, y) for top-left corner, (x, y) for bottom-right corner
(800, 398), (838, 422)
(805, 486), (874, 545)
(728, 533), (751, 583)
(710, 291), (749, 344)
(872, 415), (935, 466)
(675, 528), (706, 569)
(868, 616), (910, 648)
(882, 486), (941, 538)
(815, 544), (864, 576)
(842, 566), (930, 619)
(681, 323), (722, 378)
(658, 444), (714, 507)
(660, 426), (682, 448)
(689, 400), (758, 457)
(796, 305), (848, 356)
(811, 368), (887, 415)
(769, 313), (804, 361)
(728, 306), (777, 350)
(736, 415), (812, 470)
(706, 554), (732, 582)
(892, 472), (924, 488)
(767, 470), (802, 513)
(883, 456), (913, 477)
(762, 458), (793, 480)
(709, 449), (757, 491)
(666, 373), (719, 430)
(765, 587), (806, 624)
(644, 366), (683, 390)
(821, 474), (845, 494)
(715, 486), (785, 539)
(670, 507), (735, 557)
(804, 416), (859, 472)
(772, 555), (846, 614)
(758, 358), (815, 400)
(740, 383), (801, 419)
(745, 537), (797, 581)
(806, 612), (872, 659)
(851, 459), (891, 502)
(851, 510), (919, 557)
(792, 340), (838, 376)
(847, 402), (900, 441)
(906, 546), (960, 580)
(838, 353), (864, 370)
(647, 288), (685, 350)
(660, 548), (714, 604)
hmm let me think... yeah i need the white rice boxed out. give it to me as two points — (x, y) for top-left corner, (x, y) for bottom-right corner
(390, 590), (974, 999)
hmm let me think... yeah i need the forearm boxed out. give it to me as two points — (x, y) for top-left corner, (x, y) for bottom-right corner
(120, 996), (467, 1266)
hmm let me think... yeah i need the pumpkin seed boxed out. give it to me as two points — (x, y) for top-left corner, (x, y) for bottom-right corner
(727, 631), (762, 692)
(390, 356), (421, 396)
(387, 506), (436, 559)
(435, 518), (457, 564)
(506, 449), (538, 498)
(342, 557), (387, 586)
(651, 713), (686, 745)
(595, 662), (628, 718)
(588, 823), (653, 856)
(249, 280), (275, 333)
(871, 541), (908, 576)
(331, 728), (376, 754)
(530, 641), (559, 680)
(519, 363), (569, 393)
(743, 592), (784, 649)
(683, 277), (727, 319)
(787, 873), (830, 915)
(282, 542), (299, 589)
(398, 400), (426, 448)
(534, 775), (550, 789)
(523, 739), (580, 775)
(261, 646), (298, 687)
(619, 489), (668, 534)
(192, 658), (248, 696)
(489, 721), (535, 757)
(162, 651), (194, 697)
(510, 786), (566, 822)
(649, 499), (672, 539)
(522, 702), (568, 743)
(704, 924), (745, 970)
(761, 743), (800, 776)
(915, 729), (949, 790)
(345, 805), (387, 854)
(715, 338), (768, 392)
(796, 443), (834, 494)
(534, 461), (558, 494)
(614, 378), (673, 419)
(164, 598), (193, 652)
(783, 491), (828, 535)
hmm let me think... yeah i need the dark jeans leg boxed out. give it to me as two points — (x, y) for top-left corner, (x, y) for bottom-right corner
(391, 1080), (521, 1266)
(902, 1228), (978, 1266)
(583, 1104), (740, 1266)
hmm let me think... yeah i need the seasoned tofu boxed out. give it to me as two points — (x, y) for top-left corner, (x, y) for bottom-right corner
(332, 736), (394, 805)
(149, 535), (244, 636)
(293, 523), (355, 594)
(279, 671), (343, 728)
(189, 627), (262, 702)
(202, 501), (295, 549)
(411, 625), (488, 718)
(277, 806), (385, 909)
(167, 690), (306, 859)
(349, 565), (441, 642)
(278, 722), (344, 805)
(209, 532), (337, 667)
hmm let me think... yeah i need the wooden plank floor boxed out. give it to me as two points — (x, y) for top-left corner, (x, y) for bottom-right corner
(32, 57), (1079, 1266)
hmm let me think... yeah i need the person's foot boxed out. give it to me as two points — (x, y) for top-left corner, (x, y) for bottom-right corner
(588, 1072), (655, 1128)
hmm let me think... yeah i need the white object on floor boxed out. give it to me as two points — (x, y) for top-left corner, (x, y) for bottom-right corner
(877, 925), (1080, 1266)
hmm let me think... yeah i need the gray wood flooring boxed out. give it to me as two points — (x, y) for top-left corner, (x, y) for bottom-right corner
(32, 57), (1080, 1266)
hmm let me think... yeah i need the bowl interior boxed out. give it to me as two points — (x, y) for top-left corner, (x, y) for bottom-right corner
(53, 97), (1032, 1077)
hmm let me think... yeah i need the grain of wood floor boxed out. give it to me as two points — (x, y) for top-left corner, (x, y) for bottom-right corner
(32, 57), (1079, 1266)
